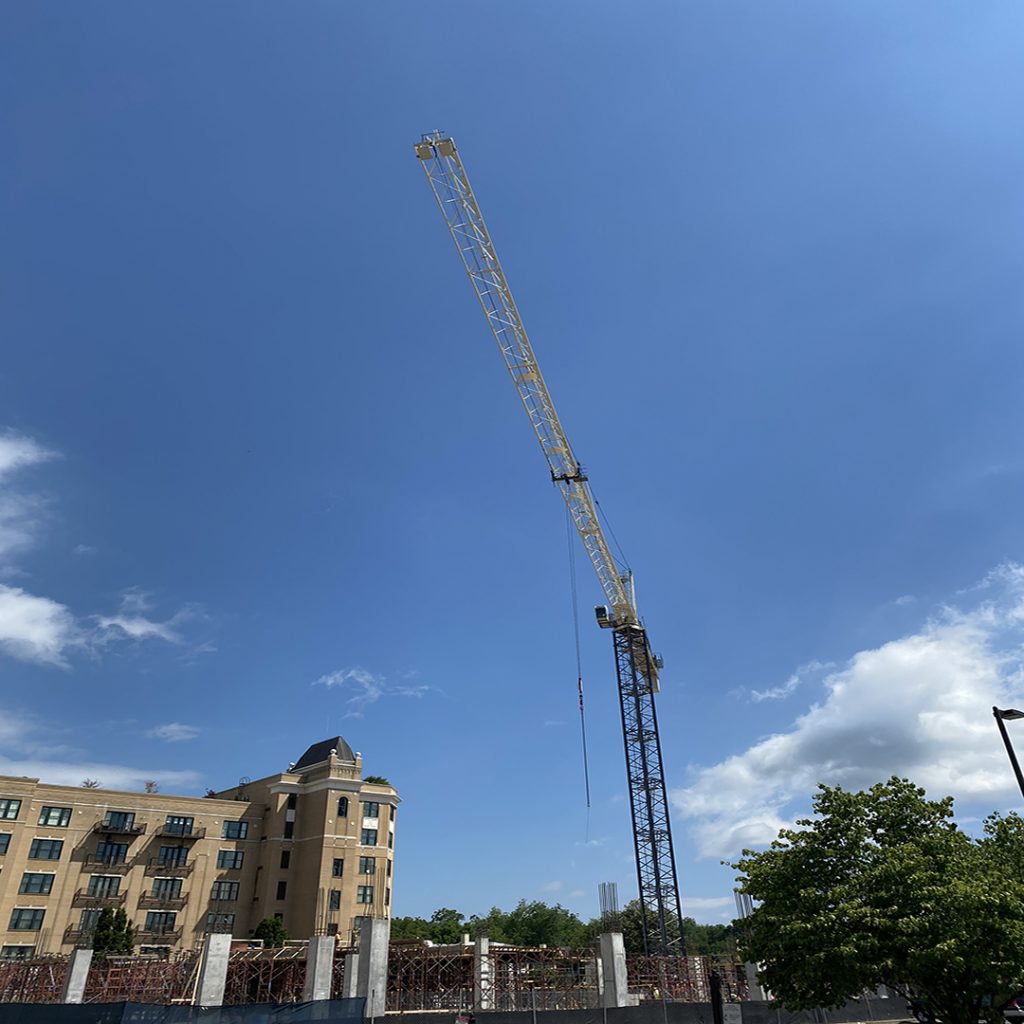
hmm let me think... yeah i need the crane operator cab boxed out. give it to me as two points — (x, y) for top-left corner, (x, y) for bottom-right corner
(595, 605), (613, 628)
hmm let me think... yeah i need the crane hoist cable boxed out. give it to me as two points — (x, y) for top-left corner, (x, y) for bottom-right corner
(415, 132), (685, 954)
(567, 506), (592, 813)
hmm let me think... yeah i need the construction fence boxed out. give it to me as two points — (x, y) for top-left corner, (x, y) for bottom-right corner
(0, 942), (746, 1011)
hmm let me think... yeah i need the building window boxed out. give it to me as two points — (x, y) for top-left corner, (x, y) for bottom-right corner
(19, 873), (54, 895)
(0, 834), (11, 855)
(222, 820), (248, 840)
(361, 828), (377, 846)
(286, 794), (297, 810)
(356, 885), (374, 904)
(386, 887), (390, 906)
(283, 821), (294, 839)
(206, 912), (235, 932)
(0, 799), (21, 820)
(386, 860), (392, 878)
(158, 846), (187, 866)
(279, 851), (290, 869)
(163, 816), (194, 836)
(80, 909), (102, 932)
(359, 856), (375, 875)
(152, 877), (182, 900)
(0, 945), (35, 960)
(103, 811), (136, 830)
(28, 839), (63, 861)
(217, 850), (244, 870)
(211, 881), (240, 901)
(9, 909), (45, 931)
(362, 801), (380, 818)
(388, 832), (393, 850)
(144, 911), (176, 935)
(329, 890), (341, 910)
(37, 806), (71, 828)
(276, 881), (287, 901)
(337, 797), (348, 817)
(96, 841), (128, 865)
(87, 876), (121, 898)
(332, 858), (344, 878)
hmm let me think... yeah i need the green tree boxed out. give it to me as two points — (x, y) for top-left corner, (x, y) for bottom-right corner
(734, 777), (1024, 1024)
(390, 916), (433, 941)
(364, 775), (389, 786)
(253, 917), (288, 948)
(428, 907), (465, 944)
(92, 907), (134, 954)
(502, 900), (587, 948)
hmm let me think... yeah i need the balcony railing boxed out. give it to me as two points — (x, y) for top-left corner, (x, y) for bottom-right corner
(156, 824), (206, 839)
(138, 893), (189, 910)
(144, 857), (193, 877)
(72, 888), (126, 907)
(92, 819), (146, 837)
(135, 927), (183, 944)
(63, 927), (93, 946)
(80, 855), (133, 873)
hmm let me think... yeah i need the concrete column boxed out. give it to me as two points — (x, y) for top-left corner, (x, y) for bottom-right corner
(355, 916), (390, 1018)
(304, 936), (336, 1001)
(342, 952), (360, 998)
(744, 962), (767, 1001)
(599, 932), (628, 1008)
(194, 933), (232, 1007)
(474, 936), (493, 1010)
(61, 948), (93, 1004)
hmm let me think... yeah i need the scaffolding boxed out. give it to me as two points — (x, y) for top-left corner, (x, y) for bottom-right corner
(222, 945), (308, 1005)
(0, 956), (67, 1004)
(627, 954), (749, 1004)
(83, 952), (199, 1004)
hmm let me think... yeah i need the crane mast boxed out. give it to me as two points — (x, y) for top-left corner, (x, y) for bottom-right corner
(415, 133), (684, 953)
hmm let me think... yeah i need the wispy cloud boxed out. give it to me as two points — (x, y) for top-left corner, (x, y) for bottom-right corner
(146, 722), (200, 743)
(0, 432), (57, 561)
(673, 564), (1024, 860)
(0, 584), (80, 668)
(539, 880), (563, 893)
(749, 660), (833, 703)
(313, 666), (439, 717)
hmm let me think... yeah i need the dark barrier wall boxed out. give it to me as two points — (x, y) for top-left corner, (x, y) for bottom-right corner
(0, 998), (366, 1023)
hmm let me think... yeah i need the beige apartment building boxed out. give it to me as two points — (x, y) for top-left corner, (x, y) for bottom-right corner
(0, 737), (398, 959)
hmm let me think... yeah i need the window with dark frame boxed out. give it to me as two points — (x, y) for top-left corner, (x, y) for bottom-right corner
(87, 875), (120, 898)
(356, 885), (374, 904)
(276, 880), (287, 900)
(103, 811), (135, 830)
(337, 797), (348, 817)
(18, 873), (54, 895)
(0, 834), (12, 855)
(222, 820), (248, 840)
(79, 909), (101, 932)
(359, 856), (375, 875)
(28, 839), (63, 860)
(286, 794), (297, 810)
(163, 815), (194, 836)
(144, 911), (177, 934)
(332, 858), (343, 877)
(217, 850), (244, 870)
(9, 909), (45, 931)
(96, 841), (128, 865)
(361, 828), (377, 846)
(283, 821), (294, 839)
(152, 877), (182, 899)
(280, 851), (290, 869)
(362, 801), (380, 818)
(329, 889), (341, 910)
(211, 881), (240, 901)
(0, 945), (36, 959)
(37, 806), (71, 828)
(206, 912), (235, 931)
(158, 845), (188, 866)
(0, 799), (21, 820)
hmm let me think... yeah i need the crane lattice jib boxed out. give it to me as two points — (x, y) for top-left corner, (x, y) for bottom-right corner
(415, 133), (635, 630)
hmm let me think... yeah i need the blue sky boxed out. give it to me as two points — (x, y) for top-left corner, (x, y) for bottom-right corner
(3, 1), (1024, 926)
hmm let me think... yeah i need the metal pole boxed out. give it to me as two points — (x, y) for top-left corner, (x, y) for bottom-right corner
(993, 707), (1024, 800)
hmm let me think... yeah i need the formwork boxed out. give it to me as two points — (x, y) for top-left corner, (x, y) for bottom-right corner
(0, 956), (68, 1004)
(82, 953), (200, 1004)
(222, 945), (308, 1005)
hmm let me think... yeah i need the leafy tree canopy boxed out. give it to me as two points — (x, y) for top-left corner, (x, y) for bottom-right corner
(364, 775), (389, 786)
(253, 917), (288, 948)
(734, 777), (1024, 1024)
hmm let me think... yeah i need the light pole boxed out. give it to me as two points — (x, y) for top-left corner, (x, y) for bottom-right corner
(992, 707), (1024, 801)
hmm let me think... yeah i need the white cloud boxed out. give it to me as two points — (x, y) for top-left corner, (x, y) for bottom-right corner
(146, 723), (200, 743)
(539, 880), (563, 893)
(0, 432), (56, 561)
(97, 615), (182, 643)
(313, 666), (437, 717)
(0, 707), (201, 791)
(0, 584), (79, 667)
(750, 660), (833, 703)
(673, 564), (1024, 860)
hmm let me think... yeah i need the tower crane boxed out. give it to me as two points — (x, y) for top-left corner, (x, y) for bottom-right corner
(415, 133), (684, 954)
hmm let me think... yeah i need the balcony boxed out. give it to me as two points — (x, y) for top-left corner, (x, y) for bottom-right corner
(72, 888), (126, 908)
(145, 857), (193, 877)
(92, 819), (146, 837)
(135, 928), (182, 944)
(156, 824), (205, 840)
(63, 927), (94, 947)
(138, 893), (189, 911)
(81, 855), (133, 874)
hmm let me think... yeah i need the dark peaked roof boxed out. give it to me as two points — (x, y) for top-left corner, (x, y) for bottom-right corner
(293, 736), (355, 771)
